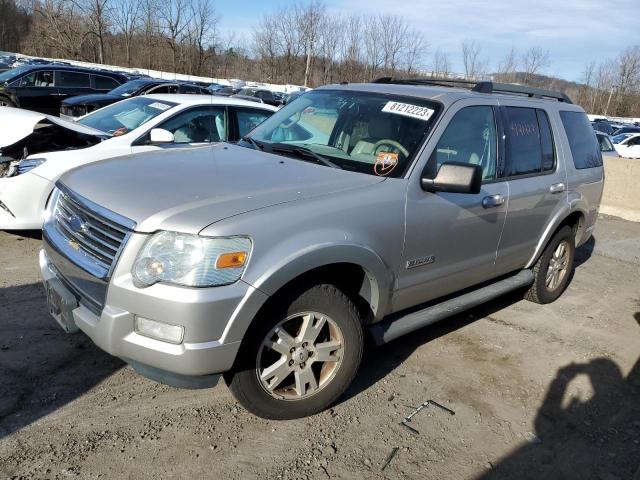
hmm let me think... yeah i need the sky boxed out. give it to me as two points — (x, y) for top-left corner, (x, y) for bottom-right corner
(216, 0), (639, 82)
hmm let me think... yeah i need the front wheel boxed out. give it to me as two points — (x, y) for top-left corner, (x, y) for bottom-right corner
(525, 225), (575, 304)
(226, 284), (363, 419)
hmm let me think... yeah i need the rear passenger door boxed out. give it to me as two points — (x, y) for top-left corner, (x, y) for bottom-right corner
(55, 71), (93, 103)
(494, 105), (567, 273)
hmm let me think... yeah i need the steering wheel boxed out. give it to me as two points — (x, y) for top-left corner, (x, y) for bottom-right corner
(372, 139), (409, 157)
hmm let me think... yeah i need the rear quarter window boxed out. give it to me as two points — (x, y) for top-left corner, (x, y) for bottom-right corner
(560, 111), (603, 169)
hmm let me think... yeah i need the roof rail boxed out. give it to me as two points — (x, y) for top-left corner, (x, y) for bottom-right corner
(372, 77), (573, 104)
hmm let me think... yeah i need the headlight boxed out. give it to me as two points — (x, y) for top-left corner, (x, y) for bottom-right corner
(18, 157), (46, 174)
(132, 231), (252, 288)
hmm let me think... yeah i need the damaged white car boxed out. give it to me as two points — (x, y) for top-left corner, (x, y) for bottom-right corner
(0, 95), (276, 229)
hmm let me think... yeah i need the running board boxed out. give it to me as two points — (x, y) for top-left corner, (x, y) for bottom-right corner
(369, 269), (534, 346)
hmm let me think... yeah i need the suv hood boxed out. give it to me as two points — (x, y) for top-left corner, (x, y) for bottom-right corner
(59, 143), (385, 234)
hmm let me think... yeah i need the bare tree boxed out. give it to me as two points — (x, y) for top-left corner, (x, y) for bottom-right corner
(496, 46), (518, 82)
(432, 47), (450, 77)
(186, 0), (218, 76)
(297, 0), (325, 87)
(404, 29), (427, 76)
(362, 16), (383, 80)
(379, 14), (409, 76)
(159, 0), (192, 73)
(461, 40), (485, 79)
(72, 0), (111, 64)
(111, 0), (139, 66)
(522, 46), (549, 84)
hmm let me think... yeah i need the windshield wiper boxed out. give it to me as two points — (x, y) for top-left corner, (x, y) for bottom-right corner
(270, 143), (342, 169)
(241, 136), (264, 150)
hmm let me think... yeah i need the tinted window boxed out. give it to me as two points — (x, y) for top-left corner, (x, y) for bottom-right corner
(236, 108), (272, 138)
(158, 107), (226, 143)
(94, 75), (119, 90)
(537, 110), (555, 170)
(504, 107), (543, 176)
(560, 111), (603, 169)
(428, 105), (497, 181)
(19, 70), (54, 87)
(56, 71), (90, 88)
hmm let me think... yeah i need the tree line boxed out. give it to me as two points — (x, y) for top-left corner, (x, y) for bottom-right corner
(1, 0), (639, 116)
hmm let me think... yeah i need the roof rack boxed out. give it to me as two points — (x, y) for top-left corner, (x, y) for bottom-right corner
(373, 77), (573, 104)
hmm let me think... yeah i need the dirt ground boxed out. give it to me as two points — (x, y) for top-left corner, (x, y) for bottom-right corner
(0, 216), (639, 480)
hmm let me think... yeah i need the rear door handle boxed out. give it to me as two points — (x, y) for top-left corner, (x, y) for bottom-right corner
(482, 194), (505, 208)
(549, 183), (566, 194)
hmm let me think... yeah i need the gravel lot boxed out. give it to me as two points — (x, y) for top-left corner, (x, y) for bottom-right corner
(0, 216), (639, 480)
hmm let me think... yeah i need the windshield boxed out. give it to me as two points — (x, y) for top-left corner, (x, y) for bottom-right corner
(78, 97), (177, 136)
(246, 89), (440, 177)
(109, 80), (150, 97)
(0, 65), (32, 83)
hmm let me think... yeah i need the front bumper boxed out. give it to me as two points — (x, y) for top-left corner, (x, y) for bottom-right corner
(40, 240), (268, 378)
(0, 172), (53, 229)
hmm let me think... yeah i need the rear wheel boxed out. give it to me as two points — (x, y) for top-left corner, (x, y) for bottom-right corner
(227, 284), (363, 419)
(525, 225), (575, 304)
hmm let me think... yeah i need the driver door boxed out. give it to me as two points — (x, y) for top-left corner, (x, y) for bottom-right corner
(393, 101), (509, 311)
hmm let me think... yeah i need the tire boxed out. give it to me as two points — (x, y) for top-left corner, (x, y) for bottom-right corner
(226, 283), (364, 420)
(0, 97), (15, 108)
(525, 225), (575, 304)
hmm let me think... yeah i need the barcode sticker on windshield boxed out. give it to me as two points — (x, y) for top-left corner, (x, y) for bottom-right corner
(148, 102), (171, 111)
(382, 101), (434, 121)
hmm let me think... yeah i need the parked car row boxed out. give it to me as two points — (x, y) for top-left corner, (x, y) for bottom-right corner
(0, 95), (276, 229)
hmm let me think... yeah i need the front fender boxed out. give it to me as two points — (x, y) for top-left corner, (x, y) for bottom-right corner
(219, 242), (394, 345)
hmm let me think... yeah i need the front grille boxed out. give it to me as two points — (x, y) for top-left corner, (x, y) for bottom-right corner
(53, 189), (130, 274)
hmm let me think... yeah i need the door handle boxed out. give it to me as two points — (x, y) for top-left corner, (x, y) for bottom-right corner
(482, 194), (505, 208)
(549, 183), (566, 194)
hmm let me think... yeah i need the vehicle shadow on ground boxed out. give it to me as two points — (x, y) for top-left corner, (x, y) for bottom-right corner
(342, 239), (598, 406)
(476, 312), (640, 480)
(0, 282), (123, 440)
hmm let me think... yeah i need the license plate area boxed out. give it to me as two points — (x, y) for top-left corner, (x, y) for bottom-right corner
(45, 278), (79, 333)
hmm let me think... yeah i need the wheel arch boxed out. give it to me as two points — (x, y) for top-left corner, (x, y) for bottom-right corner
(220, 244), (394, 345)
(525, 207), (586, 269)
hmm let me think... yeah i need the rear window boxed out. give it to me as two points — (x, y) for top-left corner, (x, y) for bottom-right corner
(560, 111), (603, 169)
(504, 107), (556, 176)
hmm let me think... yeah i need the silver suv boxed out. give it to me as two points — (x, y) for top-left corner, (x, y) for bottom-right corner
(40, 79), (604, 419)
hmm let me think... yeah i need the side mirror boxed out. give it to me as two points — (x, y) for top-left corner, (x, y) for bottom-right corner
(149, 128), (174, 145)
(421, 162), (482, 194)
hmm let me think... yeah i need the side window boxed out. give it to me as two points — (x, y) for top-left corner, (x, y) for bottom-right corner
(55, 71), (91, 88)
(560, 111), (603, 169)
(236, 108), (272, 138)
(19, 70), (54, 87)
(504, 107), (544, 176)
(157, 107), (226, 143)
(146, 85), (173, 94)
(93, 75), (119, 90)
(537, 109), (555, 171)
(428, 105), (497, 181)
